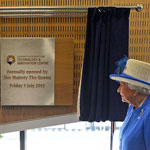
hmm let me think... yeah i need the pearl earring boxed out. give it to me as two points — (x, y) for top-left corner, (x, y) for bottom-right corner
(134, 93), (137, 97)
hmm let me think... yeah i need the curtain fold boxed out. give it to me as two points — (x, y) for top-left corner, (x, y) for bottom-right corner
(79, 7), (130, 122)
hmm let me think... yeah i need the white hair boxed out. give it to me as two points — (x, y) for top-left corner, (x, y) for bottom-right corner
(128, 83), (150, 95)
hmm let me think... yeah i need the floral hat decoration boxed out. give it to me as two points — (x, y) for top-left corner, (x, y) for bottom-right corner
(109, 56), (150, 90)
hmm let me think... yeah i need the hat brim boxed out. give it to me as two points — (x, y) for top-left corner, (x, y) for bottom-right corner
(109, 73), (150, 90)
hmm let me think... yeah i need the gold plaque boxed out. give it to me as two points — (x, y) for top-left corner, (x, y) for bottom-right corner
(1, 38), (55, 106)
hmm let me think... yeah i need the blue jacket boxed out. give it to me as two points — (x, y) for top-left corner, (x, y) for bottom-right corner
(119, 96), (150, 150)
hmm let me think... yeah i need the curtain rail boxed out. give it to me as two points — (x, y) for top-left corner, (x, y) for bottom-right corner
(0, 14), (87, 18)
(0, 4), (143, 11)
(0, 4), (143, 18)
(0, 10), (88, 13)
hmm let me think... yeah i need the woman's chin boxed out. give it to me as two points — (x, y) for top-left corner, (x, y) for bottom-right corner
(121, 98), (129, 104)
(121, 97), (126, 103)
(122, 99), (126, 103)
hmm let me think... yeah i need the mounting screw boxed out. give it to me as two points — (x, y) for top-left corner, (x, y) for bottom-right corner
(136, 4), (143, 12)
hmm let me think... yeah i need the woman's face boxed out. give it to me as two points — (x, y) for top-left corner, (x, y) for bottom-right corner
(117, 81), (136, 105)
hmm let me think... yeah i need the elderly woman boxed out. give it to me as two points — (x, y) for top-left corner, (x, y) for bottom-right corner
(109, 58), (150, 150)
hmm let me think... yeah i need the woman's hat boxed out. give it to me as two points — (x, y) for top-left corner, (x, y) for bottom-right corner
(109, 58), (150, 90)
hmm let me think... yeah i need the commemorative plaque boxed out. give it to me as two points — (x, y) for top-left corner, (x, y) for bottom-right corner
(1, 38), (55, 105)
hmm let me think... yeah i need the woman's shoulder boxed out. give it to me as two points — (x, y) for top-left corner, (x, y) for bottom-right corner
(144, 106), (150, 116)
(144, 97), (150, 113)
(143, 102), (150, 123)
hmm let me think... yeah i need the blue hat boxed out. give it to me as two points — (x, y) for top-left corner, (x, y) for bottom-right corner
(109, 58), (150, 90)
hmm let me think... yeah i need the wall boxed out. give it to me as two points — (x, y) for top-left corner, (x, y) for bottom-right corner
(0, 0), (149, 124)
